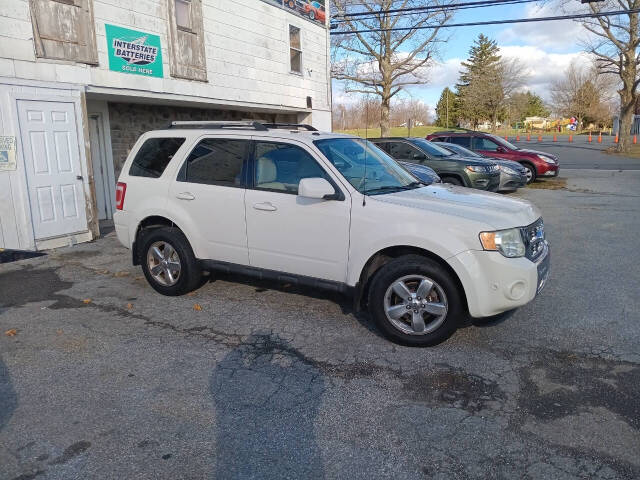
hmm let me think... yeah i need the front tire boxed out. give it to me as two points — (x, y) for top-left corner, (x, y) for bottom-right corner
(442, 176), (463, 186)
(367, 255), (463, 346)
(139, 227), (202, 296)
(521, 162), (537, 183)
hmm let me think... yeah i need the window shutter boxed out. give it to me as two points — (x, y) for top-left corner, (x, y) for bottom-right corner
(167, 0), (207, 82)
(30, 0), (98, 64)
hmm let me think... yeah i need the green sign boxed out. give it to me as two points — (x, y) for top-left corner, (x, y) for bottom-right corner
(105, 24), (163, 78)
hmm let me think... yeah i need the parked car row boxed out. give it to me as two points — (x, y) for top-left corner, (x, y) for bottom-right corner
(114, 122), (550, 348)
(426, 130), (559, 183)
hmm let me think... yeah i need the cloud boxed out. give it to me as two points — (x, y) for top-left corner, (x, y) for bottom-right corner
(497, 0), (594, 51)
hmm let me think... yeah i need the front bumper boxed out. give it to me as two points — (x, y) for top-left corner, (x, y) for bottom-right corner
(447, 243), (550, 318)
(498, 172), (527, 191)
(537, 162), (559, 177)
(470, 172), (501, 191)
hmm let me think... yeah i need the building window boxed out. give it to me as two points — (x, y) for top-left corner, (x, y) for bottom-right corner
(175, 0), (192, 31)
(167, 0), (207, 81)
(29, 0), (98, 64)
(289, 25), (302, 75)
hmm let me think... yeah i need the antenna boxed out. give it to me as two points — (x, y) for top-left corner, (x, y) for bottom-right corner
(362, 96), (369, 207)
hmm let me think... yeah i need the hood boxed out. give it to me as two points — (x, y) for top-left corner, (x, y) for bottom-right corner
(373, 184), (540, 230)
(442, 153), (492, 166)
(485, 158), (527, 173)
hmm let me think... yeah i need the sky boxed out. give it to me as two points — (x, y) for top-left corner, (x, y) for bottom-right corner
(332, 0), (596, 115)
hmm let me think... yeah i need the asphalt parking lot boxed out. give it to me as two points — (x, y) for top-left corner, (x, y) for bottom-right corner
(1, 164), (639, 478)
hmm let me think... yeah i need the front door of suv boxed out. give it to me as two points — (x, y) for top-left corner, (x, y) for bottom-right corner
(244, 139), (350, 282)
(167, 137), (250, 264)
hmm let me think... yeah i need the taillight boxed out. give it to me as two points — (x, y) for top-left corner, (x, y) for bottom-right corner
(115, 182), (127, 210)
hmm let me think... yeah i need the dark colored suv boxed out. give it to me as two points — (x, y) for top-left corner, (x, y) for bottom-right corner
(370, 137), (500, 191)
(426, 131), (559, 183)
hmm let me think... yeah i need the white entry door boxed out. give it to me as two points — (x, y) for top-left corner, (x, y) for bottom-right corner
(18, 100), (88, 240)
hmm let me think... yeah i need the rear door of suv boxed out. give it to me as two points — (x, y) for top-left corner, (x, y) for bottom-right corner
(244, 137), (350, 282)
(166, 135), (251, 264)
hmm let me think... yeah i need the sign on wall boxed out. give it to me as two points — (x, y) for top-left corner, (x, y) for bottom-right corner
(0, 136), (16, 171)
(261, 0), (327, 27)
(105, 24), (164, 78)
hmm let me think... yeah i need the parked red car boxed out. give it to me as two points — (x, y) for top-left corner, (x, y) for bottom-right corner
(304, 1), (326, 22)
(426, 131), (559, 183)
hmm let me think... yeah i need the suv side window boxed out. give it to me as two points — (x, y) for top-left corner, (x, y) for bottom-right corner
(388, 142), (426, 161)
(449, 136), (472, 148)
(253, 141), (329, 194)
(473, 137), (499, 151)
(129, 137), (185, 178)
(178, 138), (248, 186)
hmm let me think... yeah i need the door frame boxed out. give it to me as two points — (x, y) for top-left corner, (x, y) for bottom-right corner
(10, 91), (96, 249)
(88, 112), (115, 220)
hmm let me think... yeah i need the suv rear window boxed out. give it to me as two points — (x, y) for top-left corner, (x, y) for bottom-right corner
(129, 137), (185, 178)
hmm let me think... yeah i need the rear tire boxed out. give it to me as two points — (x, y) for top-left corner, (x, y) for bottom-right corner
(442, 176), (463, 186)
(367, 255), (463, 346)
(139, 227), (202, 296)
(521, 162), (537, 183)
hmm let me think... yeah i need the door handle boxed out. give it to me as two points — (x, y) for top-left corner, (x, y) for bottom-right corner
(253, 202), (277, 211)
(176, 192), (195, 201)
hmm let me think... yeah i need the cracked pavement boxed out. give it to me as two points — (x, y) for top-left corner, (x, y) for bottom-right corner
(1, 169), (639, 479)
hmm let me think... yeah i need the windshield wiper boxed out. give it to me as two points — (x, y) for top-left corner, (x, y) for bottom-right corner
(364, 181), (424, 195)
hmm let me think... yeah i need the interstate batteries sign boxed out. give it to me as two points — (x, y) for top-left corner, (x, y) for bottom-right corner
(105, 24), (163, 77)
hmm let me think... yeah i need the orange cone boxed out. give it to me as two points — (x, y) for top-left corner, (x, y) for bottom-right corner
(588, 133), (592, 142)
(527, 133), (531, 141)
(569, 134), (573, 143)
(615, 134), (619, 143)
(537, 134), (542, 142)
(634, 135), (637, 144)
(504, 135), (508, 141)
(598, 133), (602, 143)
(553, 134), (557, 142)
(516, 134), (520, 141)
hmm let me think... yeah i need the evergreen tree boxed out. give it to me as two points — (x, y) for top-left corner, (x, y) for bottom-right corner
(435, 87), (459, 127)
(457, 34), (502, 128)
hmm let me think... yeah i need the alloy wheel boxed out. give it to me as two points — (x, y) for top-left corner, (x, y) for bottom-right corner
(383, 274), (448, 335)
(147, 241), (181, 286)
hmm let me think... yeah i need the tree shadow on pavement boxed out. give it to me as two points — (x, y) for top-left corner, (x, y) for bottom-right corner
(210, 332), (325, 479)
(0, 355), (17, 432)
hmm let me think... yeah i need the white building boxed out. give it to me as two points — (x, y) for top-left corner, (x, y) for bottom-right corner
(0, 0), (331, 250)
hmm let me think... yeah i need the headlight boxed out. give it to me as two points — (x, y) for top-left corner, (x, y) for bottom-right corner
(500, 165), (518, 175)
(538, 155), (556, 164)
(479, 228), (526, 257)
(466, 165), (487, 173)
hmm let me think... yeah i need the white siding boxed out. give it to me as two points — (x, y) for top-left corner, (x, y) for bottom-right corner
(0, 0), (330, 115)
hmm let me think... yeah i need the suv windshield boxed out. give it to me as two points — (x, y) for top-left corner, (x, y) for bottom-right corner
(490, 135), (519, 150)
(314, 138), (423, 194)
(411, 139), (454, 157)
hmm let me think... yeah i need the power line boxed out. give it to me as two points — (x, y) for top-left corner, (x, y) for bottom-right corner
(332, 0), (540, 19)
(330, 8), (640, 35)
(331, 0), (540, 25)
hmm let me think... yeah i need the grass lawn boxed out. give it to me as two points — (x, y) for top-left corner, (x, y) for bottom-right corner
(604, 144), (640, 158)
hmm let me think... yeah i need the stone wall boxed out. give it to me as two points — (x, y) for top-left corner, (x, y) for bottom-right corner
(108, 102), (295, 178)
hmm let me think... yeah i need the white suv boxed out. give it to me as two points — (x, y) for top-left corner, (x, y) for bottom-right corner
(113, 121), (550, 346)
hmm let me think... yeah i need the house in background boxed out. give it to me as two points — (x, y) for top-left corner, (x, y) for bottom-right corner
(0, 0), (331, 251)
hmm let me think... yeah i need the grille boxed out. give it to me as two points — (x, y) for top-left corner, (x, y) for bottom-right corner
(521, 218), (545, 261)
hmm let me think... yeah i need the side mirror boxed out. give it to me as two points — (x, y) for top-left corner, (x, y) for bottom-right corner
(496, 146), (506, 153)
(298, 177), (336, 200)
(413, 153), (426, 161)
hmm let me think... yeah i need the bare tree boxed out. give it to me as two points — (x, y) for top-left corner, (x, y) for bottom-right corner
(331, 0), (452, 136)
(570, 0), (640, 151)
(551, 60), (616, 131)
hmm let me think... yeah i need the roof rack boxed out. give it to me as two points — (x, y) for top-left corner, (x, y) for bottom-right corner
(167, 121), (318, 131)
(168, 120), (268, 131)
(261, 123), (318, 131)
